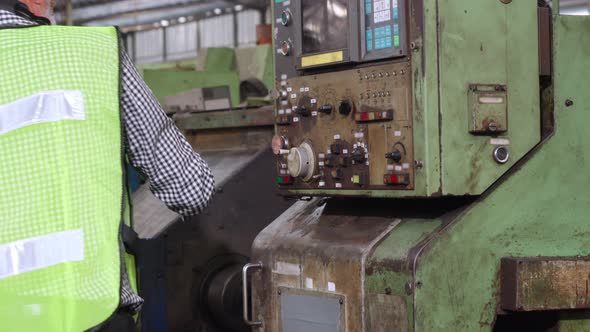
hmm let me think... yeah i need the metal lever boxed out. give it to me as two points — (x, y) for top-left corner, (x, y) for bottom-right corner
(242, 262), (263, 327)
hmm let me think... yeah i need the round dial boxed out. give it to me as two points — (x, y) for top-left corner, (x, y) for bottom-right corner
(287, 142), (316, 182)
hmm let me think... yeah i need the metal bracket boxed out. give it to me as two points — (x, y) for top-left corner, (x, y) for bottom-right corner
(243, 262), (264, 327)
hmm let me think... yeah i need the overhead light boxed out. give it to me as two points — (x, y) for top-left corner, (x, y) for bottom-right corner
(178, 16), (187, 24)
(234, 4), (244, 11)
(160, 19), (169, 27)
(214, 8), (222, 15)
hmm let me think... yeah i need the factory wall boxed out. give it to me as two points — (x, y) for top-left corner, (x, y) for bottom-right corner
(128, 9), (261, 64)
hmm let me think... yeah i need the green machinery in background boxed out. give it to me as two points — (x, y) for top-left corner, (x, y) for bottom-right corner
(238, 0), (590, 331)
(142, 45), (274, 111)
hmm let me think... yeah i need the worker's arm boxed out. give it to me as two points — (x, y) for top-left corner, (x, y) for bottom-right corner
(120, 52), (215, 216)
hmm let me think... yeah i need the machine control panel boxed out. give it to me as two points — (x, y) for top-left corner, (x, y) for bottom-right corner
(274, 61), (414, 191)
(274, 0), (408, 80)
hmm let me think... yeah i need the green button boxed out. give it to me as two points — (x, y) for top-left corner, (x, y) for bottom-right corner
(394, 35), (400, 47)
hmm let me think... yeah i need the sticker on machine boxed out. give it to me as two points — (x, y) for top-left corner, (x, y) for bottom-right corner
(274, 262), (301, 276)
(490, 138), (510, 146)
(328, 282), (336, 292)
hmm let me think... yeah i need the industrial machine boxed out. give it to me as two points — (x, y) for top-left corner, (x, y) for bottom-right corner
(137, 44), (289, 331)
(142, 46), (274, 113)
(240, 0), (590, 331)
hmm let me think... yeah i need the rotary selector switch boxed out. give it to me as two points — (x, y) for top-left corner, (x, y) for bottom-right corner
(351, 146), (368, 164)
(339, 99), (352, 116)
(287, 142), (316, 182)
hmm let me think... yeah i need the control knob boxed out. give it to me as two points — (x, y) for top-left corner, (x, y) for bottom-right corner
(338, 99), (352, 116)
(385, 149), (403, 163)
(351, 147), (367, 163)
(295, 106), (311, 117)
(287, 142), (316, 182)
(386, 143), (406, 163)
(272, 136), (290, 155)
(318, 104), (333, 114)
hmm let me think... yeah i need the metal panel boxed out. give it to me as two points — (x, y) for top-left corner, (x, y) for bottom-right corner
(411, 13), (590, 331)
(560, 0), (590, 15)
(501, 257), (590, 312)
(135, 28), (164, 64)
(280, 289), (344, 332)
(200, 14), (235, 48)
(237, 9), (261, 47)
(165, 22), (198, 61)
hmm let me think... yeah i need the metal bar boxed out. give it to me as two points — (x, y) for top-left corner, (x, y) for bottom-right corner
(162, 27), (167, 62)
(242, 262), (263, 327)
(233, 10), (238, 48)
(65, 0), (73, 25)
(174, 107), (276, 131)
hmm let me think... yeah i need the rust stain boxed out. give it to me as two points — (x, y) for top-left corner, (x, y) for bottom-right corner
(501, 257), (590, 311)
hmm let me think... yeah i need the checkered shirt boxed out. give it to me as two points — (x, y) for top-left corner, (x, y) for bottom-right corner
(0, 10), (215, 312)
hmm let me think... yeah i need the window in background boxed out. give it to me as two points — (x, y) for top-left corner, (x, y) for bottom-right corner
(135, 29), (164, 64)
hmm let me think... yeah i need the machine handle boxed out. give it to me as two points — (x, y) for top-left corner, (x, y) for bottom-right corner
(243, 262), (263, 327)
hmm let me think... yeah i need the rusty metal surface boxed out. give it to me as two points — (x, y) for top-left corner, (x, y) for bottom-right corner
(251, 198), (399, 332)
(501, 257), (590, 312)
(366, 293), (408, 332)
(175, 106), (276, 131)
(538, 7), (552, 77)
(468, 84), (508, 135)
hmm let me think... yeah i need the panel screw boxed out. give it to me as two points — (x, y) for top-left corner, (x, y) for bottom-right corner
(277, 289), (282, 295)
(339, 299), (344, 305)
(487, 122), (498, 132)
(385, 287), (393, 295)
(565, 99), (574, 107)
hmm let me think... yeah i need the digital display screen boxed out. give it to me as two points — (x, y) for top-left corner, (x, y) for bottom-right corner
(301, 0), (349, 54)
(364, 0), (404, 56)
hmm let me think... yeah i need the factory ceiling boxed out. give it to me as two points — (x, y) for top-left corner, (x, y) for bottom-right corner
(53, 0), (267, 27)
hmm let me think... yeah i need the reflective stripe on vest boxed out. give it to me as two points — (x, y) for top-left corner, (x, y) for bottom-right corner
(0, 26), (124, 332)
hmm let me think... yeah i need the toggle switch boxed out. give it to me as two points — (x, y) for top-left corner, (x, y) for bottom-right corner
(319, 104), (333, 114)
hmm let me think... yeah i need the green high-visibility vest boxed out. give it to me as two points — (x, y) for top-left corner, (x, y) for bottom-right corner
(0, 25), (132, 331)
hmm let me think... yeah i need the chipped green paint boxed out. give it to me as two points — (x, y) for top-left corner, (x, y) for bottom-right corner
(358, 4), (590, 331)
(143, 70), (241, 107)
(366, 219), (442, 332)
(411, 12), (590, 332)
(280, 0), (540, 198)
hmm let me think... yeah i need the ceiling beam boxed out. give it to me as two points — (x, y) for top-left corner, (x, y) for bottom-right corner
(54, 0), (266, 23)
(54, 0), (227, 24)
(80, 1), (233, 27)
